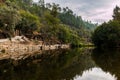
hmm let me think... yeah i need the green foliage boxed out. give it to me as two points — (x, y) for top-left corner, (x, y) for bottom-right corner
(16, 10), (41, 35)
(44, 11), (60, 25)
(50, 3), (60, 17)
(57, 24), (80, 44)
(0, 3), (20, 36)
(113, 6), (120, 21)
(39, 24), (81, 45)
(92, 6), (120, 48)
(92, 21), (120, 47)
(57, 25), (71, 43)
(58, 8), (97, 30)
(58, 9), (82, 28)
(0, 0), (97, 46)
(58, 8), (97, 42)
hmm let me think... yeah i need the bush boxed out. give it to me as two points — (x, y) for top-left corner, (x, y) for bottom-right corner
(92, 21), (120, 47)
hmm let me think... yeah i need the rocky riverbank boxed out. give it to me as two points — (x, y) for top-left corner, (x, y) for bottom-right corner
(0, 36), (70, 61)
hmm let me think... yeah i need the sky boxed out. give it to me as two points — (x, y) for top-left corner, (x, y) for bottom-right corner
(34, 0), (120, 24)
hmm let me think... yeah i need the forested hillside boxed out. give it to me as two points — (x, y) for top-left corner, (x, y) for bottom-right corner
(92, 6), (120, 48)
(0, 0), (97, 46)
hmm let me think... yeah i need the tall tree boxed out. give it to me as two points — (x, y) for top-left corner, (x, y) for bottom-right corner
(51, 3), (60, 17)
(38, 0), (44, 7)
(113, 6), (120, 21)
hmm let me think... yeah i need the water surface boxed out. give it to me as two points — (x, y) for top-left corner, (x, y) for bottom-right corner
(0, 48), (119, 80)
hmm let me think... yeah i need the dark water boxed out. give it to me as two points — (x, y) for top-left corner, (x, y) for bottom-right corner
(0, 48), (120, 80)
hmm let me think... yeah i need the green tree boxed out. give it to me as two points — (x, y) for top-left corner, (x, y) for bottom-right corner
(50, 3), (61, 17)
(0, 4), (20, 36)
(16, 10), (41, 35)
(92, 21), (120, 47)
(113, 6), (120, 21)
(44, 11), (60, 25)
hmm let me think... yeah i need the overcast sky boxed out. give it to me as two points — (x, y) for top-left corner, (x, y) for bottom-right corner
(34, 0), (120, 24)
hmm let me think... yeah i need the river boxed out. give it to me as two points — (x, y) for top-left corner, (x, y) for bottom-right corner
(0, 48), (119, 80)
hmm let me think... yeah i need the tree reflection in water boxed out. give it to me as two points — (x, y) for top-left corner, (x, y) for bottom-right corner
(0, 48), (118, 80)
(92, 48), (120, 80)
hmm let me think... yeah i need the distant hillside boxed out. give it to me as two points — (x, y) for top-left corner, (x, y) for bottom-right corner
(58, 8), (97, 30)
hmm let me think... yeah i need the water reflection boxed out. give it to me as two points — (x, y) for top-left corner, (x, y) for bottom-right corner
(0, 48), (119, 80)
(0, 48), (94, 80)
(92, 48), (120, 80)
(75, 67), (117, 80)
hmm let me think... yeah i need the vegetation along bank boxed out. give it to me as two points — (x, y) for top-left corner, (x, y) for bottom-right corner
(0, 0), (98, 60)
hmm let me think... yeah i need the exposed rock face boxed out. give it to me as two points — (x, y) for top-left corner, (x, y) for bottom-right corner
(0, 43), (70, 61)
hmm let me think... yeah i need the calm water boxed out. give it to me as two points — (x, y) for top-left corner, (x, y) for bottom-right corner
(0, 48), (120, 80)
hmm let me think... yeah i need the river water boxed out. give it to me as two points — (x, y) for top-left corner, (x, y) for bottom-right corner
(0, 48), (119, 80)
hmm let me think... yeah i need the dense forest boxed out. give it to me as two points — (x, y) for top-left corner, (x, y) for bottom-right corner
(0, 0), (97, 46)
(92, 6), (120, 48)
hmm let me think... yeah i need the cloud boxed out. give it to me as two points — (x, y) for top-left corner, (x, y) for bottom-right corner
(74, 67), (117, 80)
(34, 0), (120, 23)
